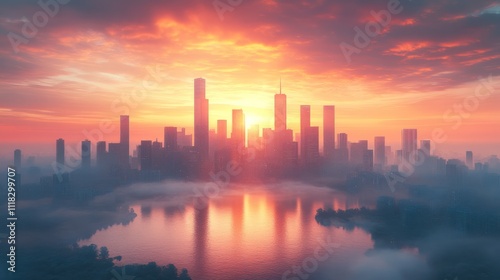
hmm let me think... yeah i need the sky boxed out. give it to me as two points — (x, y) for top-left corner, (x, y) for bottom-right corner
(0, 0), (499, 159)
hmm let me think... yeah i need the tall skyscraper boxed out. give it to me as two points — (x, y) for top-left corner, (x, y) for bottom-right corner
(374, 136), (385, 167)
(14, 149), (21, 169)
(300, 105), (311, 160)
(81, 140), (91, 169)
(96, 141), (107, 167)
(323, 105), (335, 159)
(466, 151), (473, 169)
(120, 115), (130, 167)
(402, 129), (418, 162)
(274, 80), (287, 132)
(56, 138), (65, 166)
(231, 109), (245, 149)
(164, 127), (178, 151)
(194, 78), (209, 159)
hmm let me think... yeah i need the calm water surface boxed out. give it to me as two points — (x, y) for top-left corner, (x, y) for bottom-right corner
(80, 183), (375, 280)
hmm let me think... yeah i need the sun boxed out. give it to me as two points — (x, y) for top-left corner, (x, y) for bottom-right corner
(245, 114), (260, 128)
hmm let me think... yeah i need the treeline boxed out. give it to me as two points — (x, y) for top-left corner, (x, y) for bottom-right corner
(8, 244), (192, 280)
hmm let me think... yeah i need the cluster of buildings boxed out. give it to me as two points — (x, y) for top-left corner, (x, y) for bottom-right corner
(11, 78), (500, 184)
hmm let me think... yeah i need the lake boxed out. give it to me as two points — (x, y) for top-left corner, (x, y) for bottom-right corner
(80, 182), (375, 280)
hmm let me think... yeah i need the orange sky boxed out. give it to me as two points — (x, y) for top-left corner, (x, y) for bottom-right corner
(0, 0), (499, 159)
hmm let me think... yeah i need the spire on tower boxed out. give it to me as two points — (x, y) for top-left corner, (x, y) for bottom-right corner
(280, 77), (282, 94)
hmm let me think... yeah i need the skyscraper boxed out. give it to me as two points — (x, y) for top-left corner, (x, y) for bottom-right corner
(140, 140), (152, 171)
(305, 126), (320, 165)
(14, 149), (21, 169)
(120, 115), (129, 167)
(56, 138), (65, 166)
(374, 136), (385, 167)
(96, 141), (107, 167)
(274, 80), (287, 132)
(273, 82), (289, 167)
(402, 129), (418, 162)
(420, 140), (431, 157)
(164, 127), (178, 151)
(337, 133), (349, 164)
(323, 105), (335, 159)
(300, 105), (311, 160)
(231, 109), (245, 149)
(194, 78), (209, 159)
(81, 140), (91, 169)
(152, 140), (163, 170)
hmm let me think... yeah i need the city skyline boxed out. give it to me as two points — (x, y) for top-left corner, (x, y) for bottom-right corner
(2, 75), (498, 159)
(1, 1), (499, 159)
(6, 77), (496, 172)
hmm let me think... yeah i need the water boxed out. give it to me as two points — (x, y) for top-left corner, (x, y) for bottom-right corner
(80, 182), (375, 280)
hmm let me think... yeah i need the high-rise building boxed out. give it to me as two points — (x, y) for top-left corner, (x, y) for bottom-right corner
(177, 128), (192, 148)
(194, 78), (209, 159)
(56, 138), (65, 166)
(231, 109), (245, 149)
(96, 141), (107, 167)
(300, 105), (311, 160)
(466, 151), (474, 169)
(120, 115), (130, 168)
(323, 105), (335, 159)
(336, 133), (349, 164)
(140, 140), (153, 171)
(164, 127), (178, 151)
(359, 140), (368, 151)
(14, 149), (21, 169)
(350, 140), (368, 166)
(305, 126), (320, 164)
(363, 150), (374, 172)
(152, 140), (163, 170)
(402, 129), (418, 162)
(81, 140), (91, 169)
(374, 136), (385, 167)
(274, 81), (287, 132)
(273, 83), (289, 166)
